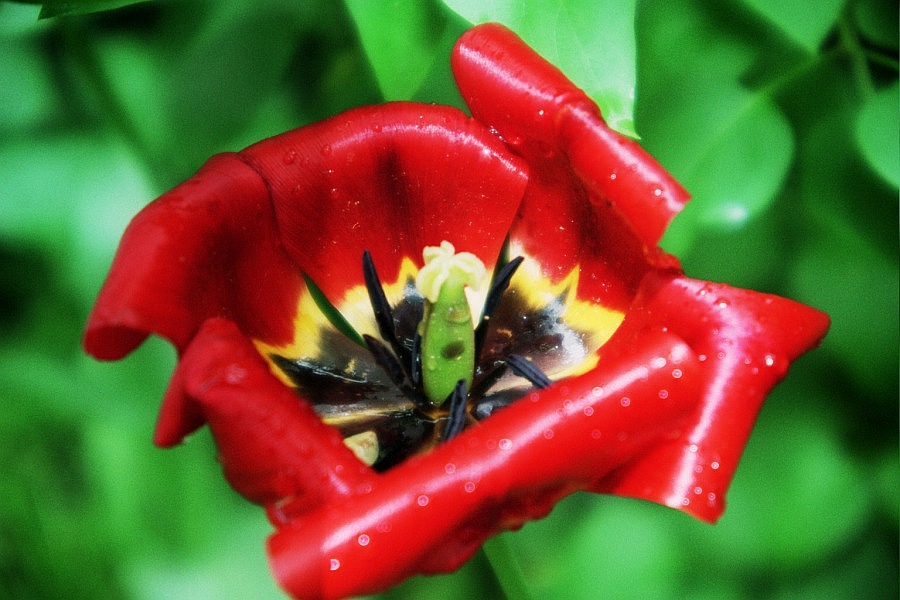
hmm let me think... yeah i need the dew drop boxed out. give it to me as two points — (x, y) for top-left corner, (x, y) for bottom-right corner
(329, 558), (341, 571)
(671, 368), (683, 379)
(464, 481), (476, 493)
(688, 443), (699, 453)
(542, 429), (555, 440)
(693, 486), (703, 495)
(357, 534), (370, 546)
(658, 389), (669, 399)
(282, 150), (296, 165)
(444, 463), (456, 474)
(417, 494), (430, 507)
(583, 406), (594, 417)
(591, 429), (602, 439)
(652, 186), (663, 197)
(591, 386), (604, 398)
(764, 354), (776, 367)
(681, 497), (691, 506)
(710, 461), (720, 470)
(651, 356), (667, 369)
(498, 438), (512, 450)
(698, 354), (708, 362)
(620, 396), (631, 407)
(609, 172), (618, 181)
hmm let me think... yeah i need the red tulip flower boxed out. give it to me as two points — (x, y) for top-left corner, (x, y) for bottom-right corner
(84, 23), (828, 600)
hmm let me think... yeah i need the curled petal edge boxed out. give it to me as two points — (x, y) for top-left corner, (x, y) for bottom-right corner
(593, 273), (831, 522)
(452, 23), (690, 247)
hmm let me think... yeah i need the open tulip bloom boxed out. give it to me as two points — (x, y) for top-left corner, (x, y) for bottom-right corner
(84, 24), (829, 600)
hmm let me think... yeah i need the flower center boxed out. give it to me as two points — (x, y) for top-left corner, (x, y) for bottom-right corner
(254, 242), (625, 470)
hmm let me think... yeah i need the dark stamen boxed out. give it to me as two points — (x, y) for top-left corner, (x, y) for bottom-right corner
(363, 334), (431, 410)
(470, 361), (508, 398)
(410, 331), (422, 387)
(506, 354), (552, 389)
(474, 256), (524, 358)
(362, 250), (410, 370)
(362, 334), (406, 386)
(440, 380), (469, 442)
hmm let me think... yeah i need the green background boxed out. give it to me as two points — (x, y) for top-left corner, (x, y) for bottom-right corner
(1, 0), (896, 598)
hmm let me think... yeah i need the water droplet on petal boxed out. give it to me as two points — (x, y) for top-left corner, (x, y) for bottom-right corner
(764, 354), (776, 367)
(329, 559), (341, 571)
(282, 150), (296, 165)
(357, 534), (370, 546)
(498, 438), (512, 450)
(417, 494), (429, 507)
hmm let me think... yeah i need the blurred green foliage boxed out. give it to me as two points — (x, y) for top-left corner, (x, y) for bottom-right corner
(1, 0), (897, 599)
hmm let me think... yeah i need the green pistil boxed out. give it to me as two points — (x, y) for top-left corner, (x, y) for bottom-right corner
(416, 241), (486, 405)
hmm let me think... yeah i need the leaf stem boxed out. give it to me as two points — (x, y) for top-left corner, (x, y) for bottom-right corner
(481, 535), (534, 600)
(835, 11), (875, 99)
(61, 19), (172, 189)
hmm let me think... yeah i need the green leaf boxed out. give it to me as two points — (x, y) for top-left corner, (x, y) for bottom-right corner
(345, 0), (450, 101)
(855, 82), (899, 187)
(443, 0), (638, 137)
(740, 0), (844, 51)
(638, 1), (793, 254)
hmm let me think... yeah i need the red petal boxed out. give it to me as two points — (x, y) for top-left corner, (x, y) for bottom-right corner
(268, 330), (700, 599)
(452, 23), (689, 248)
(594, 273), (830, 522)
(84, 154), (303, 357)
(161, 318), (376, 509)
(239, 102), (529, 301)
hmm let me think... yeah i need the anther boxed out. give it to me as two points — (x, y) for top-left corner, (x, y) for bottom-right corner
(440, 380), (469, 442)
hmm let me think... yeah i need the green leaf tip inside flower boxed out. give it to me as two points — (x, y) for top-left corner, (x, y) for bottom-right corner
(415, 241), (486, 405)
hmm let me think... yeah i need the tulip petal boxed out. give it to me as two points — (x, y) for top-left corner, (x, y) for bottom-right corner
(84, 153), (304, 357)
(239, 102), (529, 303)
(452, 23), (689, 249)
(167, 318), (376, 510)
(268, 330), (700, 599)
(594, 273), (830, 522)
